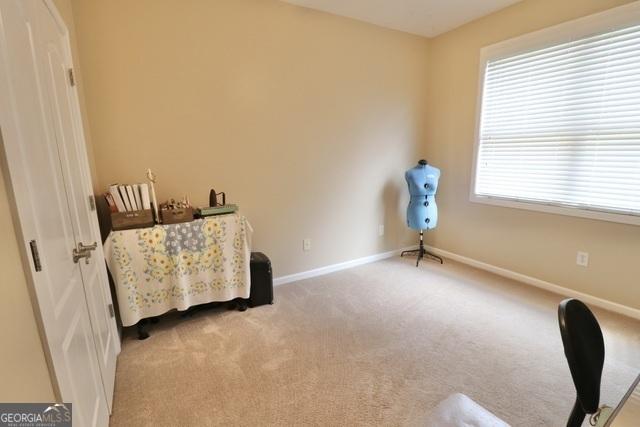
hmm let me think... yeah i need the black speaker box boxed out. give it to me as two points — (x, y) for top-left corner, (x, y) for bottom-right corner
(249, 252), (273, 307)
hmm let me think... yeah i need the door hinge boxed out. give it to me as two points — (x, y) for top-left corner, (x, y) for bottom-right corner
(68, 68), (75, 87)
(108, 304), (115, 318)
(88, 195), (96, 211)
(29, 240), (42, 272)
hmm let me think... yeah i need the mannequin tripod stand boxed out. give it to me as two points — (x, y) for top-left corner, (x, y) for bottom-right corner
(401, 230), (443, 267)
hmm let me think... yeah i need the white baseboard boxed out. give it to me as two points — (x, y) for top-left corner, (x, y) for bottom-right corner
(425, 246), (640, 321)
(273, 244), (640, 321)
(273, 246), (415, 286)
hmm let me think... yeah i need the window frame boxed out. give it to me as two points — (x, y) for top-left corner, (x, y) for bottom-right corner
(470, 2), (640, 227)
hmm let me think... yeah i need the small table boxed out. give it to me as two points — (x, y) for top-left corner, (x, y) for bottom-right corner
(104, 213), (252, 327)
(603, 374), (640, 426)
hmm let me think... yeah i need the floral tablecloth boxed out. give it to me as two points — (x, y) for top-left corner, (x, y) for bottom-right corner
(104, 213), (252, 326)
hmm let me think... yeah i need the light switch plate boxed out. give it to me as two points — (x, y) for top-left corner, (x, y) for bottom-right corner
(576, 251), (589, 267)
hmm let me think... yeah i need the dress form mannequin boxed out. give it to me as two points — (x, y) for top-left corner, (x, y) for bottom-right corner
(401, 159), (443, 266)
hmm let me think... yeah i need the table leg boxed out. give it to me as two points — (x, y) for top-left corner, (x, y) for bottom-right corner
(236, 299), (248, 312)
(136, 319), (150, 340)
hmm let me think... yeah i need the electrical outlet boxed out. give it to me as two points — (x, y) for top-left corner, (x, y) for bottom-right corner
(378, 224), (385, 237)
(303, 238), (311, 252)
(576, 251), (589, 267)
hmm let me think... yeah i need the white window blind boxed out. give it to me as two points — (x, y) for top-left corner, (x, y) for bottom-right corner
(474, 21), (640, 220)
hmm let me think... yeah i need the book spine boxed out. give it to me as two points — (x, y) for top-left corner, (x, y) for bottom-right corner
(109, 184), (126, 212)
(104, 193), (118, 213)
(132, 184), (143, 211)
(119, 186), (132, 211)
(126, 185), (138, 210)
(140, 183), (151, 210)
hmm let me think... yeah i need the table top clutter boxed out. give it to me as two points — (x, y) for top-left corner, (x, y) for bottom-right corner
(104, 213), (252, 326)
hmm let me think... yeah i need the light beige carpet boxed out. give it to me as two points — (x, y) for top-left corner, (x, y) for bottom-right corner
(109, 256), (640, 426)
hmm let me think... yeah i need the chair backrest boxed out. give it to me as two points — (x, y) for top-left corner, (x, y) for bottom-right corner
(558, 298), (605, 414)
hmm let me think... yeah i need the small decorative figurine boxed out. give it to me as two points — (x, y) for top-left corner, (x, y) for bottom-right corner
(146, 168), (160, 223)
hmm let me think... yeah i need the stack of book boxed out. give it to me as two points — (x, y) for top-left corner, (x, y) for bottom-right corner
(105, 183), (152, 213)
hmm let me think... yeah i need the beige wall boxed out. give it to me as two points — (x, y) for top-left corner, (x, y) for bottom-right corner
(0, 169), (55, 402)
(70, 0), (430, 276)
(70, 0), (640, 310)
(425, 0), (640, 309)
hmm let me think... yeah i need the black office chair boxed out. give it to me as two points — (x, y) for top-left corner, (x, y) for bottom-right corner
(558, 298), (605, 427)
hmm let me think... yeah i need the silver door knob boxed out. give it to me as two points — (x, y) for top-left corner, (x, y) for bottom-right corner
(78, 242), (97, 251)
(72, 246), (92, 265)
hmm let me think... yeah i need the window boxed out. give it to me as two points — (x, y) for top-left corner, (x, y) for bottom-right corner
(472, 3), (640, 226)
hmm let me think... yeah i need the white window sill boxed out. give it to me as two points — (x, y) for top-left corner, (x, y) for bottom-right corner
(469, 194), (640, 227)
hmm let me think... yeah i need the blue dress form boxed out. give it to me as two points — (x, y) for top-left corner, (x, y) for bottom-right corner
(401, 160), (444, 266)
(405, 161), (440, 230)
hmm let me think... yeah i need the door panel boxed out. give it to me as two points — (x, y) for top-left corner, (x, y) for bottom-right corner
(0, 1), (115, 425)
(0, 7), (77, 321)
(61, 309), (105, 427)
(28, 1), (119, 406)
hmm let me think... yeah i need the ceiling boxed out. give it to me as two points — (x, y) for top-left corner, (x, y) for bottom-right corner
(282, 0), (522, 38)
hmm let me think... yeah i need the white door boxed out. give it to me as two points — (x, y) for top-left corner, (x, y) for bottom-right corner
(0, 1), (118, 426)
(26, 0), (120, 407)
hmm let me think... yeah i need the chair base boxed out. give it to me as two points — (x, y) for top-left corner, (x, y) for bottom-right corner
(567, 399), (586, 427)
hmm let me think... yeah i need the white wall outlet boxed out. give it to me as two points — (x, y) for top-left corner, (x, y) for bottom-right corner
(303, 238), (311, 252)
(576, 251), (589, 267)
(378, 224), (385, 237)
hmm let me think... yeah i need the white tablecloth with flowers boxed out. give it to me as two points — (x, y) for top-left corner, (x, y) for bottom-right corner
(104, 213), (252, 327)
